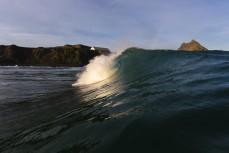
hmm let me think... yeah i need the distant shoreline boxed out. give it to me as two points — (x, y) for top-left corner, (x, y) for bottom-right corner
(0, 44), (110, 67)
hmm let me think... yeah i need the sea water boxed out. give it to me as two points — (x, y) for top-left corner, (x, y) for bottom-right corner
(1, 48), (229, 153)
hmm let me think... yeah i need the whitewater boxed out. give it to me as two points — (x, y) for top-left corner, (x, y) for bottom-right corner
(72, 51), (122, 85)
(1, 48), (229, 153)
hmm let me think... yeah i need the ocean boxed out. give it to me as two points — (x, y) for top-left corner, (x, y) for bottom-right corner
(1, 48), (229, 153)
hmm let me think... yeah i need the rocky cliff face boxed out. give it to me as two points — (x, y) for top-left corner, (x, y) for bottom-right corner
(0, 44), (110, 66)
(178, 40), (208, 51)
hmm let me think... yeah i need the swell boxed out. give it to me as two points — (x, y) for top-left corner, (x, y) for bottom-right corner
(119, 49), (228, 83)
(72, 48), (229, 122)
(73, 48), (229, 88)
(79, 48), (229, 153)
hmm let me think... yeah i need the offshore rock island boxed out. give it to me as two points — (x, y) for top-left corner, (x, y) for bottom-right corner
(178, 39), (208, 51)
(0, 44), (110, 66)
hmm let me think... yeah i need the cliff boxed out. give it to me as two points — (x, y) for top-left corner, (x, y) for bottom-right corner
(178, 40), (208, 51)
(0, 44), (110, 66)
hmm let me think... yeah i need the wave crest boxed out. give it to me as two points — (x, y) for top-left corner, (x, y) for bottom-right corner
(72, 52), (121, 86)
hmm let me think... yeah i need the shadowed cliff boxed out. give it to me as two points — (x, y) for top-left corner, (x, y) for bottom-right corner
(0, 44), (110, 66)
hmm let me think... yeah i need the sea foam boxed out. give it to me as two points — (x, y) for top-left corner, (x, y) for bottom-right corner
(72, 51), (122, 86)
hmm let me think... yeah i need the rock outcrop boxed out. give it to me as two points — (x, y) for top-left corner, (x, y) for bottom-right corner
(178, 40), (208, 51)
(0, 44), (110, 66)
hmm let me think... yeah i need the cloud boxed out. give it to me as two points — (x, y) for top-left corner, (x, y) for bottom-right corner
(0, 0), (229, 50)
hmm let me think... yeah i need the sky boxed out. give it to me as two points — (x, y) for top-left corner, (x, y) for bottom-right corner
(0, 0), (229, 51)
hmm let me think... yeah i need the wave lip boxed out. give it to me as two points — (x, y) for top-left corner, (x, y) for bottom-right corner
(72, 52), (121, 86)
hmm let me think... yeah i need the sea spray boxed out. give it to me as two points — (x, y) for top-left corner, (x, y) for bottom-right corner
(72, 51), (122, 86)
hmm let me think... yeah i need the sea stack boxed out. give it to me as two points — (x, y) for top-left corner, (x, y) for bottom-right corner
(178, 39), (208, 51)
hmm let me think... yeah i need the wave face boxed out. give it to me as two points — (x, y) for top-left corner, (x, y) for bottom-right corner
(71, 48), (229, 152)
(1, 48), (229, 153)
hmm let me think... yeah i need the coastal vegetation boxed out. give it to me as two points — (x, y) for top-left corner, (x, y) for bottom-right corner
(0, 44), (110, 66)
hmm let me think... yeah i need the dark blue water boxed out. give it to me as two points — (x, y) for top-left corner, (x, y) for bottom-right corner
(1, 48), (229, 153)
